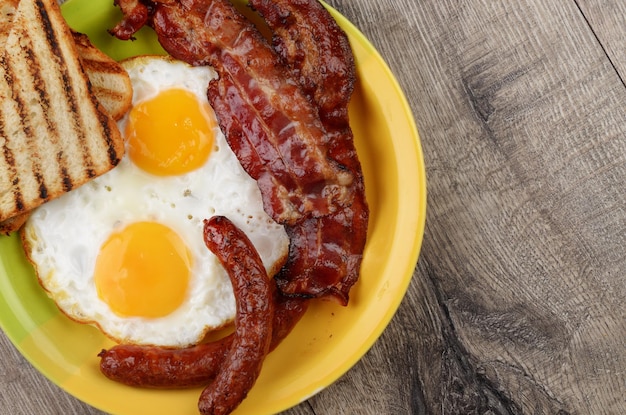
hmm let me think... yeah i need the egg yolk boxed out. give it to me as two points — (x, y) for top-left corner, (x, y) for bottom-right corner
(94, 221), (193, 318)
(125, 88), (216, 176)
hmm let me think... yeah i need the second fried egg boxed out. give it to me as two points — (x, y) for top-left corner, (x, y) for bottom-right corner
(23, 56), (289, 348)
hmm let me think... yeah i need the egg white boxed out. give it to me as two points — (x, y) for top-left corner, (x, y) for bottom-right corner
(23, 56), (289, 348)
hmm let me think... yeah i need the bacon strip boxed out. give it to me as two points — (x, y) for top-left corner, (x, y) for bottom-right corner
(249, 0), (356, 129)
(150, 0), (354, 225)
(250, 0), (368, 303)
(108, 0), (150, 40)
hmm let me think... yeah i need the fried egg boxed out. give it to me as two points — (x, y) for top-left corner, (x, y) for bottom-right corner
(22, 56), (289, 348)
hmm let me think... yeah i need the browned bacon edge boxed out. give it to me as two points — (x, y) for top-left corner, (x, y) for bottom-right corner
(108, 0), (150, 40)
(249, 0), (356, 129)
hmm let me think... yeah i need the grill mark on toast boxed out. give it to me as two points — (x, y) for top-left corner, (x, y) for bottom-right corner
(0, 56), (21, 212)
(0, 108), (23, 212)
(3, 49), (49, 204)
(92, 85), (127, 102)
(23, 29), (74, 193)
(81, 57), (125, 77)
(36, 0), (96, 179)
(26, 28), (78, 193)
(38, 0), (122, 171)
(21, 45), (51, 201)
(60, 165), (72, 192)
(89, 80), (123, 167)
(72, 30), (132, 121)
(70, 42), (123, 167)
(1, 0), (125, 221)
(35, 171), (47, 199)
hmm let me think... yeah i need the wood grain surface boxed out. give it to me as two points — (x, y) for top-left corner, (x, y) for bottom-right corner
(1, 0), (625, 414)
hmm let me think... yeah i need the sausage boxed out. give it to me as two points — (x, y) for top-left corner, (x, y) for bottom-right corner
(98, 336), (232, 388)
(197, 215), (274, 414)
(98, 287), (308, 388)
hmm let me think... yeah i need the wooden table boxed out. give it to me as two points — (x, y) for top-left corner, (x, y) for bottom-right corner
(1, 0), (625, 414)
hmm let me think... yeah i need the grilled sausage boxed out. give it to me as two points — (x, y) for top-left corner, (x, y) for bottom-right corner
(197, 216), (274, 414)
(98, 287), (307, 388)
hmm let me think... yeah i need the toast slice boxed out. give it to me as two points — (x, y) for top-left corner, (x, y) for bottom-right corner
(0, 210), (27, 234)
(0, 29), (132, 234)
(0, 30), (132, 235)
(72, 30), (133, 121)
(0, 0), (18, 47)
(0, 0), (126, 227)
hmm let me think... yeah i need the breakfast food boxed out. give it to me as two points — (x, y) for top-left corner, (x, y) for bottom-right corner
(0, 211), (28, 234)
(199, 216), (274, 415)
(71, 31), (133, 121)
(2, 0), (368, 412)
(7, 0), (369, 413)
(117, 0), (356, 228)
(22, 55), (289, 347)
(141, 0), (368, 304)
(0, 30), (133, 235)
(0, 0), (19, 46)
(99, 291), (308, 388)
(0, 0), (125, 227)
(251, 0), (356, 129)
(251, 0), (369, 303)
(100, 0), (367, 403)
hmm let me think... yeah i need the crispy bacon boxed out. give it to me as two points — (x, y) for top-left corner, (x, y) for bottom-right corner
(108, 0), (151, 40)
(249, 0), (356, 129)
(250, 0), (368, 303)
(149, 0), (355, 226)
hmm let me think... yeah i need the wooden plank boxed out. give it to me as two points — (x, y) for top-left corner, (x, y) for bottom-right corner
(315, 0), (626, 414)
(577, 0), (626, 80)
(331, 0), (626, 414)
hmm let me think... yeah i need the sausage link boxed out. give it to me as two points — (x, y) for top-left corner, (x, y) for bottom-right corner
(98, 286), (307, 388)
(98, 336), (232, 388)
(197, 215), (274, 414)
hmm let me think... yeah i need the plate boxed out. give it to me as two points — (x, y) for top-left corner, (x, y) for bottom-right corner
(0, 0), (427, 414)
